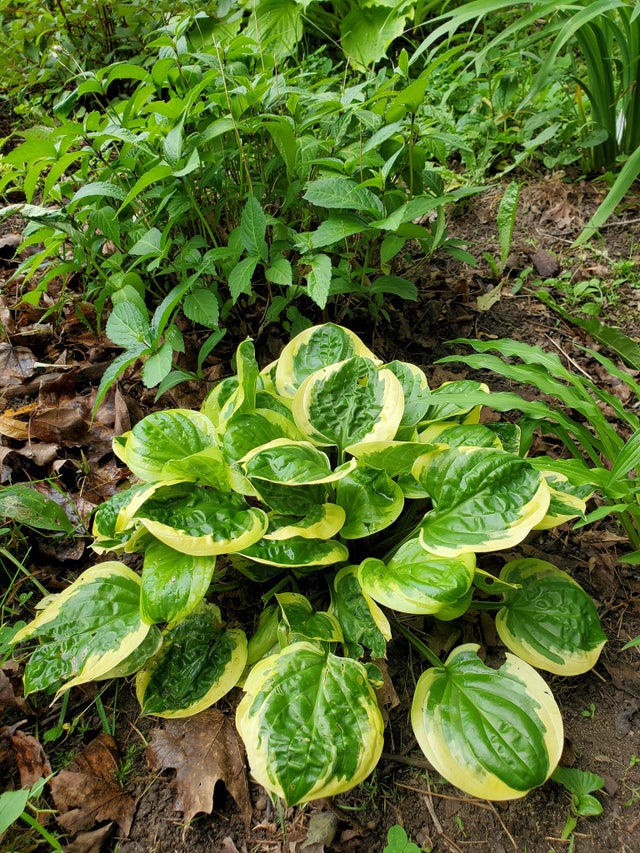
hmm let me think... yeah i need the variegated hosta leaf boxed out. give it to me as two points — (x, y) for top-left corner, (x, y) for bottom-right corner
(419, 380), (489, 425)
(276, 592), (343, 644)
(358, 540), (476, 615)
(418, 423), (504, 450)
(250, 479), (328, 515)
(160, 446), (229, 490)
(345, 441), (434, 479)
(237, 642), (384, 805)
(222, 413), (300, 465)
(247, 605), (280, 666)
(228, 337), (259, 419)
(92, 483), (151, 553)
(140, 539), (217, 625)
(411, 644), (564, 800)
(264, 504), (346, 540)
(275, 323), (380, 398)
(99, 625), (163, 679)
(242, 438), (357, 485)
(122, 409), (219, 483)
(136, 604), (247, 718)
(331, 566), (390, 659)
(335, 464), (404, 539)
(495, 558), (606, 675)
(385, 360), (430, 427)
(131, 483), (268, 556)
(292, 357), (404, 451)
(414, 447), (550, 557)
(201, 375), (238, 427)
(533, 472), (592, 530)
(239, 535), (349, 569)
(13, 563), (150, 699)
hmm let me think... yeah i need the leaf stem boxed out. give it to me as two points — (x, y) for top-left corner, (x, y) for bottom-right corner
(389, 614), (442, 668)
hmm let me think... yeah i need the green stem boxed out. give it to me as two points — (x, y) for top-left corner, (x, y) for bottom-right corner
(94, 693), (112, 735)
(19, 811), (64, 851)
(389, 614), (442, 668)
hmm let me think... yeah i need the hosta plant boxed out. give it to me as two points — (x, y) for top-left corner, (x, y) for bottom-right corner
(11, 323), (606, 805)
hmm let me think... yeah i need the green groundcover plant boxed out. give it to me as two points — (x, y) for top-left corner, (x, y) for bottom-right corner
(10, 323), (606, 806)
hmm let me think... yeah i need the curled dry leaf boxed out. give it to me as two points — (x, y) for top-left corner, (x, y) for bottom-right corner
(50, 733), (135, 837)
(147, 708), (251, 829)
(0, 723), (51, 789)
(0, 343), (37, 386)
(0, 663), (28, 715)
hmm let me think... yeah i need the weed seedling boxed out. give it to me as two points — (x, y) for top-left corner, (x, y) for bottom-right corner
(551, 766), (605, 840)
(384, 824), (421, 853)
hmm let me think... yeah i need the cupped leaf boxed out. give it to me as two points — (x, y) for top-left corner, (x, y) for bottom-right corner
(264, 504), (345, 541)
(411, 644), (564, 800)
(419, 380), (489, 425)
(533, 472), (592, 530)
(133, 484), (268, 556)
(236, 643), (384, 805)
(136, 604), (247, 718)
(276, 593), (343, 644)
(495, 559), (606, 675)
(419, 423), (504, 450)
(250, 479), (328, 515)
(414, 447), (550, 557)
(221, 412), (300, 465)
(331, 566), (391, 659)
(346, 441), (435, 478)
(385, 360), (431, 427)
(99, 625), (163, 679)
(275, 323), (379, 398)
(293, 357), (404, 450)
(242, 439), (356, 485)
(123, 409), (218, 482)
(335, 464), (404, 539)
(358, 540), (475, 615)
(92, 483), (152, 552)
(140, 539), (217, 625)
(13, 563), (149, 698)
(238, 535), (349, 569)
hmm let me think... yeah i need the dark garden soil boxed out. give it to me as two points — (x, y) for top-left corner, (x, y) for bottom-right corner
(2, 173), (640, 853)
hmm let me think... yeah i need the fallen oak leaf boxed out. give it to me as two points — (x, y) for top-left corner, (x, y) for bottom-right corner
(0, 723), (51, 789)
(146, 708), (251, 830)
(50, 733), (135, 837)
(0, 663), (28, 715)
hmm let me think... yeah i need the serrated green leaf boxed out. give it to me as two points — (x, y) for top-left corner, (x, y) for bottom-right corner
(142, 340), (174, 388)
(240, 195), (268, 259)
(303, 177), (384, 217)
(137, 604), (246, 717)
(411, 644), (564, 800)
(182, 287), (220, 327)
(340, 6), (410, 68)
(229, 256), (259, 302)
(129, 226), (163, 257)
(265, 256), (293, 286)
(305, 253), (332, 309)
(495, 559), (606, 675)
(106, 301), (150, 348)
(237, 643), (384, 805)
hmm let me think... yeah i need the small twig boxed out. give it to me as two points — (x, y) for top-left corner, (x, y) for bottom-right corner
(484, 801), (517, 851)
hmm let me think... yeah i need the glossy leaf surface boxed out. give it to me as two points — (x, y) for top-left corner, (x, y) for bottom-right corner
(414, 447), (550, 556)
(331, 566), (390, 659)
(237, 643), (384, 805)
(136, 604), (247, 717)
(358, 540), (475, 615)
(14, 563), (149, 698)
(411, 644), (564, 800)
(335, 464), (404, 538)
(495, 559), (606, 675)
(140, 539), (217, 625)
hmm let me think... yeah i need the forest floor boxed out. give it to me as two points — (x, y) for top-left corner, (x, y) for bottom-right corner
(2, 172), (640, 853)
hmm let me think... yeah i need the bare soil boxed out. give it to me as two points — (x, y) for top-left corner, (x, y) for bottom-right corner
(2, 173), (640, 853)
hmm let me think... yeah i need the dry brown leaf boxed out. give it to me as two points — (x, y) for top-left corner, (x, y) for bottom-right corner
(0, 724), (51, 789)
(65, 822), (114, 853)
(0, 662), (27, 715)
(0, 343), (37, 386)
(50, 733), (135, 837)
(146, 708), (252, 829)
(29, 406), (89, 445)
(0, 414), (29, 440)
